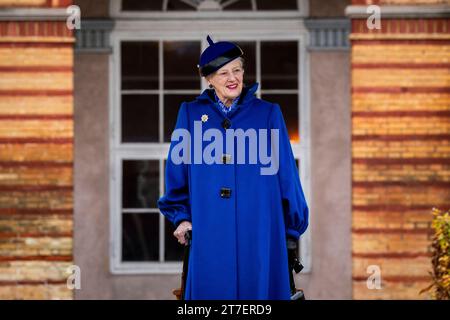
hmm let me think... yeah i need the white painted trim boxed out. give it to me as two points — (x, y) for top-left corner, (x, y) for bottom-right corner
(305, 18), (350, 51)
(112, 19), (308, 35)
(158, 39), (164, 144)
(75, 20), (114, 53)
(113, 262), (183, 274)
(110, 0), (309, 19)
(201, 37), (208, 91)
(299, 31), (312, 273)
(114, 144), (170, 156)
(345, 4), (450, 18)
(109, 12), (312, 275)
(0, 8), (68, 20)
(159, 159), (165, 263)
(122, 208), (161, 213)
(256, 40), (261, 99)
(109, 35), (118, 275)
(121, 90), (200, 95)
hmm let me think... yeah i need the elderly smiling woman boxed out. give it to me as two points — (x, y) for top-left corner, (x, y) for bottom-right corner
(157, 35), (309, 300)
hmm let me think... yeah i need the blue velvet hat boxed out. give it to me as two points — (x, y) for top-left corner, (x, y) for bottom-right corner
(197, 35), (244, 77)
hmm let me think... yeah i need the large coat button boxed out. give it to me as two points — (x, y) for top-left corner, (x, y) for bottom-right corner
(220, 187), (231, 198)
(222, 118), (231, 129)
(222, 154), (232, 164)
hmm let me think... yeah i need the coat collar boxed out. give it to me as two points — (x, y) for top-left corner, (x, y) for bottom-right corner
(196, 82), (259, 106)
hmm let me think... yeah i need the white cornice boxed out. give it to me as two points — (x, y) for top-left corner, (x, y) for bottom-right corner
(305, 19), (350, 51)
(0, 8), (68, 21)
(112, 18), (308, 36)
(75, 19), (114, 53)
(345, 5), (450, 18)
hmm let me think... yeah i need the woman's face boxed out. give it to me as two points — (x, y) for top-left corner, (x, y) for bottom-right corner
(207, 58), (244, 102)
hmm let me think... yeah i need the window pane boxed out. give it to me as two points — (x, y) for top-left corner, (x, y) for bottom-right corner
(261, 94), (299, 142)
(232, 41), (256, 86)
(122, 213), (159, 261)
(122, 0), (162, 11)
(164, 95), (197, 142)
(223, 0), (252, 10)
(121, 94), (159, 142)
(164, 41), (201, 90)
(261, 41), (298, 90)
(122, 160), (159, 208)
(257, 0), (297, 10)
(121, 41), (159, 90)
(164, 218), (184, 261)
(167, 0), (196, 11)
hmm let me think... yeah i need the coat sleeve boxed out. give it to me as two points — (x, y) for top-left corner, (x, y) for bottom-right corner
(270, 103), (309, 240)
(157, 102), (191, 228)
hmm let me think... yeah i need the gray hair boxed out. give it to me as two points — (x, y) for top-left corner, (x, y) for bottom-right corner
(236, 56), (245, 69)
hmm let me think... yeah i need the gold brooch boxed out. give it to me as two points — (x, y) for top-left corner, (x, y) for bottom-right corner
(201, 114), (208, 122)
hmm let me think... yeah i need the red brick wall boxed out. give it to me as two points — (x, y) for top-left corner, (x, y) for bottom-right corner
(0, 0), (72, 8)
(350, 5), (450, 299)
(0, 1), (74, 299)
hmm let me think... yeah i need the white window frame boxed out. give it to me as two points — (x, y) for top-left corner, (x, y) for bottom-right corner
(110, 0), (309, 19)
(109, 0), (312, 275)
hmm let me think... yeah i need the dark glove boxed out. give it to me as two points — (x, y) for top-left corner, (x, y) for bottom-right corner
(287, 237), (306, 300)
(287, 237), (304, 296)
(287, 238), (304, 274)
(184, 229), (192, 246)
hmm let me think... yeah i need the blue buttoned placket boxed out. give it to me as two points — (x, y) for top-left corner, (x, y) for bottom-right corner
(212, 89), (242, 297)
(213, 90), (240, 115)
(212, 89), (239, 297)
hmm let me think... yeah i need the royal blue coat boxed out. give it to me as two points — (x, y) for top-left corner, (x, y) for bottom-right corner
(157, 82), (309, 300)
